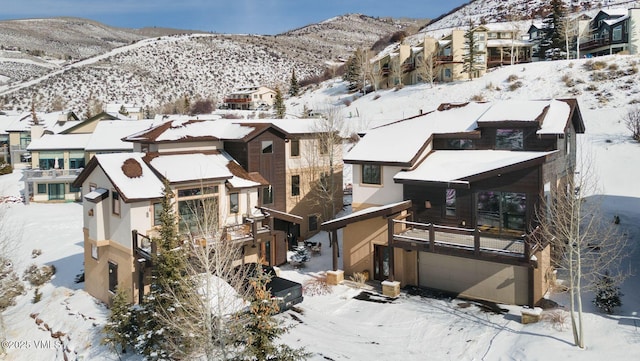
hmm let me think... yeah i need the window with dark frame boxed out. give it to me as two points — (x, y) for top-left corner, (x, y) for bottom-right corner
(290, 139), (300, 157)
(495, 129), (523, 150)
(108, 261), (118, 293)
(230, 193), (239, 213)
(291, 175), (300, 196)
(262, 140), (273, 154)
(445, 189), (456, 217)
(262, 186), (273, 204)
(308, 214), (318, 232)
(362, 164), (381, 185)
(37, 184), (47, 194)
(153, 202), (162, 226)
(112, 190), (121, 215)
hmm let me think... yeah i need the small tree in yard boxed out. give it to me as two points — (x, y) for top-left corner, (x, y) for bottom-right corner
(237, 266), (309, 361)
(623, 106), (640, 141)
(274, 86), (286, 119)
(593, 272), (623, 314)
(536, 153), (629, 348)
(102, 286), (137, 354)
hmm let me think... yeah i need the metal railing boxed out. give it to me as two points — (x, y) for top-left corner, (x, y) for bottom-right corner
(23, 168), (83, 181)
(392, 219), (528, 257)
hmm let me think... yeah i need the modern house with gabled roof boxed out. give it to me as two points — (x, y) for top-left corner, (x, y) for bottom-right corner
(74, 116), (342, 304)
(322, 99), (585, 306)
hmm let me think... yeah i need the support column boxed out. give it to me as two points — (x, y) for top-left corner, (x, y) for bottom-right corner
(331, 229), (339, 271)
(387, 217), (395, 282)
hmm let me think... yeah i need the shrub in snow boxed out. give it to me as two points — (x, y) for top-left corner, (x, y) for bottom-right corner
(22, 264), (56, 287)
(0, 163), (12, 176)
(31, 248), (42, 258)
(0, 257), (26, 310)
(290, 246), (310, 265)
(303, 274), (333, 296)
(349, 272), (368, 288)
(31, 288), (42, 303)
(509, 81), (523, 91)
(593, 273), (623, 314)
(506, 74), (519, 82)
(542, 309), (569, 331)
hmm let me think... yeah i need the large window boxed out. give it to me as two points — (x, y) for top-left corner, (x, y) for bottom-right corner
(39, 151), (64, 170)
(178, 197), (218, 235)
(445, 189), (456, 217)
(613, 26), (622, 41)
(447, 139), (474, 149)
(178, 186), (218, 197)
(308, 215), (318, 232)
(262, 186), (273, 205)
(362, 164), (381, 185)
(290, 139), (300, 157)
(496, 129), (523, 150)
(291, 175), (300, 196)
(153, 202), (162, 226)
(477, 191), (526, 235)
(69, 151), (85, 169)
(229, 193), (239, 214)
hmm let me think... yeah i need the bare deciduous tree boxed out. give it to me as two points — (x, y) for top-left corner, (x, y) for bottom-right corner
(414, 42), (438, 87)
(535, 153), (629, 348)
(623, 106), (640, 141)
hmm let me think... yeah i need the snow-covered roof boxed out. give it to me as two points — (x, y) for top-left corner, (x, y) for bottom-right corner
(94, 152), (164, 201)
(85, 120), (156, 152)
(123, 119), (255, 142)
(105, 103), (141, 114)
(476, 99), (571, 134)
(344, 102), (491, 164)
(5, 111), (77, 133)
(321, 200), (412, 230)
(604, 15), (629, 26)
(600, 8), (629, 17)
(84, 188), (109, 203)
(26, 133), (91, 151)
(148, 151), (234, 183)
(232, 118), (321, 135)
(394, 150), (556, 185)
(480, 23), (519, 32)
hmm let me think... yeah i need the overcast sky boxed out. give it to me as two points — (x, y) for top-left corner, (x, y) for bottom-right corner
(0, 0), (468, 35)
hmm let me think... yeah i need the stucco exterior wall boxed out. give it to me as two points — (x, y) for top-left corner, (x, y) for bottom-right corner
(351, 165), (403, 210)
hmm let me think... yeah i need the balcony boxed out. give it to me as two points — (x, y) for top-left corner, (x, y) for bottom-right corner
(23, 168), (83, 182)
(391, 219), (537, 264)
(579, 37), (621, 51)
(224, 98), (251, 104)
(436, 55), (454, 63)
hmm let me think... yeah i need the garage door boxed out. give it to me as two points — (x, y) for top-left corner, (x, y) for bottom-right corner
(418, 252), (529, 305)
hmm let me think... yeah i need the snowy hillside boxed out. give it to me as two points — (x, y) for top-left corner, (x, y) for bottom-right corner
(0, 15), (422, 115)
(424, 0), (640, 31)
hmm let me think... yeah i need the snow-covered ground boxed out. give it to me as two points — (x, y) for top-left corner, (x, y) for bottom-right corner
(2, 54), (640, 360)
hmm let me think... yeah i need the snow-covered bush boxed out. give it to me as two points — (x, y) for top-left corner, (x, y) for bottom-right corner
(290, 246), (310, 265)
(22, 264), (56, 287)
(593, 273), (623, 314)
(0, 257), (26, 310)
(303, 274), (332, 296)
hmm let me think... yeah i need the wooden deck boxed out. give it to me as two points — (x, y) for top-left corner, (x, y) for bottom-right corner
(392, 220), (530, 261)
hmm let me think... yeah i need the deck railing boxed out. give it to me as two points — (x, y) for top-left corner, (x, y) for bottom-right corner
(392, 219), (528, 258)
(23, 168), (83, 181)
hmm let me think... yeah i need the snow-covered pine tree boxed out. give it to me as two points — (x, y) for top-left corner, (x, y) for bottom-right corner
(102, 286), (137, 354)
(238, 266), (309, 361)
(593, 272), (623, 314)
(290, 245), (310, 265)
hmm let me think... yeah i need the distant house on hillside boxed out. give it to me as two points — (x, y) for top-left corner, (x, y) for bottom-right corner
(322, 99), (585, 307)
(372, 23), (533, 88)
(579, 8), (640, 57)
(105, 103), (144, 120)
(222, 86), (276, 110)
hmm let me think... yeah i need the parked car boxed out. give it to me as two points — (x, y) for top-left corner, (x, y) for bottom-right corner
(235, 263), (303, 312)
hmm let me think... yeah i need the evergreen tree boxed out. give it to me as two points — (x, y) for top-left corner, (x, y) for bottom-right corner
(462, 21), (485, 80)
(541, 0), (567, 59)
(238, 267), (309, 361)
(274, 86), (286, 119)
(102, 286), (137, 354)
(136, 180), (192, 360)
(593, 272), (623, 314)
(289, 69), (299, 97)
(342, 49), (364, 92)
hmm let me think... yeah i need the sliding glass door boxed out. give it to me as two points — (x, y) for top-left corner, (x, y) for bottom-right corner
(476, 191), (526, 236)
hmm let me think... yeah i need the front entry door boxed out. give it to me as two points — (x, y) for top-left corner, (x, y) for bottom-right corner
(48, 183), (65, 201)
(373, 245), (389, 281)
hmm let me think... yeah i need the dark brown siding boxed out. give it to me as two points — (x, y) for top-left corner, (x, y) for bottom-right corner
(246, 130), (287, 211)
(404, 165), (542, 229)
(224, 142), (248, 170)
